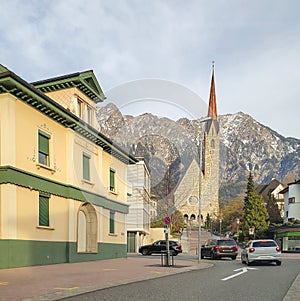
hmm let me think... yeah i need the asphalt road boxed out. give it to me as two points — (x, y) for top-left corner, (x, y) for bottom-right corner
(63, 257), (299, 301)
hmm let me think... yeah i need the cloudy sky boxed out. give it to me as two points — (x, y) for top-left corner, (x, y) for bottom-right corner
(1, 0), (299, 138)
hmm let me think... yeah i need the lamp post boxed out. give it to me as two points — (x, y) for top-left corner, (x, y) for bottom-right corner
(236, 218), (240, 243)
(197, 117), (211, 264)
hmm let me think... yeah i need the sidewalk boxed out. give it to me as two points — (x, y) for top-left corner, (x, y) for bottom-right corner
(0, 255), (211, 301)
(0, 254), (299, 301)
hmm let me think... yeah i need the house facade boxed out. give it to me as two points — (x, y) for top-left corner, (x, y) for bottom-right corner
(149, 198), (158, 221)
(0, 65), (137, 268)
(281, 179), (300, 223)
(256, 178), (285, 219)
(126, 158), (151, 252)
(275, 179), (300, 252)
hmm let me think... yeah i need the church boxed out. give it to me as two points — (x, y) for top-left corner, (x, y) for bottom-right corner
(174, 67), (220, 226)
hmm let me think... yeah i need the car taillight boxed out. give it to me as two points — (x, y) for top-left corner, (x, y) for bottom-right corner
(176, 246), (181, 250)
(233, 245), (238, 250)
(214, 245), (222, 250)
(249, 247), (255, 253)
(276, 247), (281, 252)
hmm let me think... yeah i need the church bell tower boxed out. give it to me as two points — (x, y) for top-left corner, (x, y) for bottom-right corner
(201, 63), (220, 221)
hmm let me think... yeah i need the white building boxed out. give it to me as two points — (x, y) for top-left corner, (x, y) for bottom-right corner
(281, 179), (300, 223)
(275, 179), (300, 252)
(149, 198), (158, 221)
(126, 158), (151, 252)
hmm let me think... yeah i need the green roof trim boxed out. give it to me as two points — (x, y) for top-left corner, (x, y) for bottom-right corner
(0, 64), (9, 73)
(31, 70), (105, 103)
(0, 69), (137, 165)
(0, 166), (129, 214)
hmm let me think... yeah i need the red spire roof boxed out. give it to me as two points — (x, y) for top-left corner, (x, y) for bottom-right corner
(207, 67), (217, 120)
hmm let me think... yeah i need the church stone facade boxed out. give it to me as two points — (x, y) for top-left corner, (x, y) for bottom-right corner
(174, 69), (220, 225)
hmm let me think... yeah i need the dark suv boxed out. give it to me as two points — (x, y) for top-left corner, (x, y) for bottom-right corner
(139, 240), (182, 256)
(201, 238), (238, 260)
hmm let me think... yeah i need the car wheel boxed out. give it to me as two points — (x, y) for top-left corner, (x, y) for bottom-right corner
(232, 256), (237, 260)
(276, 261), (282, 266)
(142, 249), (149, 256)
(201, 253), (204, 259)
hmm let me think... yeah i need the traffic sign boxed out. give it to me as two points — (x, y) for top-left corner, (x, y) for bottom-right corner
(249, 228), (255, 235)
(164, 216), (171, 225)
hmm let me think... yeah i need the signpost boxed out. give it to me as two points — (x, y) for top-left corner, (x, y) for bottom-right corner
(164, 216), (171, 266)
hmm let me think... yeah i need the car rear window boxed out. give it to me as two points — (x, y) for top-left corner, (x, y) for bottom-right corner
(253, 241), (277, 247)
(218, 240), (236, 246)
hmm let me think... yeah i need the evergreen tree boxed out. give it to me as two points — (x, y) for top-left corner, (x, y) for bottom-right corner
(242, 172), (270, 238)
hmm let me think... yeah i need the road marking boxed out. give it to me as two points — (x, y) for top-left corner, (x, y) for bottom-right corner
(222, 267), (258, 281)
(102, 268), (118, 271)
(0, 282), (8, 285)
(54, 287), (79, 291)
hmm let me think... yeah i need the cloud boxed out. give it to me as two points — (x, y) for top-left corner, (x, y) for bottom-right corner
(0, 0), (299, 138)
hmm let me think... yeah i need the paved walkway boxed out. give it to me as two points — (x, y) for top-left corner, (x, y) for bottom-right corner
(0, 253), (299, 301)
(0, 255), (211, 301)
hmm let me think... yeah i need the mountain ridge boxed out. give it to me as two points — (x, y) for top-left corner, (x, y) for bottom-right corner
(96, 103), (300, 206)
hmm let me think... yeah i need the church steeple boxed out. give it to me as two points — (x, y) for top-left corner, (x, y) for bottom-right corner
(207, 62), (217, 120)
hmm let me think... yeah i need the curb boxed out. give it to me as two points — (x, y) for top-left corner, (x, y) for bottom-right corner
(282, 272), (300, 301)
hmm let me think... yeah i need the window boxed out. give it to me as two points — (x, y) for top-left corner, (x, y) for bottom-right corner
(83, 153), (91, 181)
(39, 193), (50, 227)
(109, 210), (115, 234)
(253, 241), (276, 248)
(85, 105), (92, 124)
(77, 98), (82, 118)
(288, 197), (295, 204)
(38, 131), (50, 166)
(109, 168), (115, 191)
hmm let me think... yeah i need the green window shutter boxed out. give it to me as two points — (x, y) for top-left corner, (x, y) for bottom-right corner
(109, 210), (115, 233)
(38, 131), (50, 155)
(39, 194), (49, 227)
(83, 153), (90, 181)
(110, 169), (115, 191)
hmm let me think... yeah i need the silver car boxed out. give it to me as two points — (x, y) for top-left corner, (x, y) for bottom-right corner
(241, 239), (281, 266)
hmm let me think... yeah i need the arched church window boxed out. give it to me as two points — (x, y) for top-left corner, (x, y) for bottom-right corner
(211, 139), (215, 149)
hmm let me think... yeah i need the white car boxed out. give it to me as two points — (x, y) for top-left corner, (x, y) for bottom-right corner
(241, 239), (281, 266)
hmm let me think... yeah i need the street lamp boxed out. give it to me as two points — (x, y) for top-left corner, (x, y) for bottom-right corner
(197, 117), (211, 264)
(236, 218), (240, 243)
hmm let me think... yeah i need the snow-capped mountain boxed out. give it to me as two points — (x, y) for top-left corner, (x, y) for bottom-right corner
(96, 103), (300, 203)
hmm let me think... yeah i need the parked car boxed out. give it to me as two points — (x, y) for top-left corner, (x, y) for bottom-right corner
(139, 240), (182, 256)
(201, 238), (238, 260)
(241, 239), (281, 266)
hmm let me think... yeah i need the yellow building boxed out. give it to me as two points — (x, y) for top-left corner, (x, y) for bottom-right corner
(0, 65), (137, 268)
